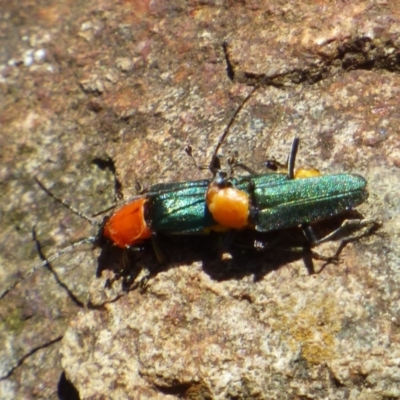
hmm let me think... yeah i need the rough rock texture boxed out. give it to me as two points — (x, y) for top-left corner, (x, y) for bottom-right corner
(1, 0), (400, 399)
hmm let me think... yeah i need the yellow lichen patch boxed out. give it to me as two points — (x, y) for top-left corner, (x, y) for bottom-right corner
(287, 296), (342, 365)
(268, 293), (342, 366)
(3, 307), (26, 334)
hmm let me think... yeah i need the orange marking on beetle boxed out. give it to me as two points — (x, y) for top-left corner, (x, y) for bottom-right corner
(103, 198), (152, 248)
(294, 168), (321, 179)
(206, 185), (249, 230)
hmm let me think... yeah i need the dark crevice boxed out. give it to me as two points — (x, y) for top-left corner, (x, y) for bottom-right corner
(92, 156), (123, 199)
(224, 38), (400, 87)
(32, 227), (85, 308)
(154, 381), (213, 398)
(223, 41), (235, 81)
(155, 382), (192, 395)
(337, 37), (378, 71)
(0, 336), (63, 380)
(328, 368), (345, 388)
(92, 156), (117, 173)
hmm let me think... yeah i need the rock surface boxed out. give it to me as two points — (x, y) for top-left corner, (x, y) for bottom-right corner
(1, 1), (400, 399)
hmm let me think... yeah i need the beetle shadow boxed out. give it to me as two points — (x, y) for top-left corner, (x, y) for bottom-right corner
(95, 233), (221, 289)
(201, 229), (315, 282)
(95, 230), (309, 289)
(95, 210), (375, 290)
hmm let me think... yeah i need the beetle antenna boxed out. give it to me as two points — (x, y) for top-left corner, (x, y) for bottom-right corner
(0, 178), (102, 301)
(209, 75), (270, 173)
(0, 236), (96, 300)
(35, 177), (100, 226)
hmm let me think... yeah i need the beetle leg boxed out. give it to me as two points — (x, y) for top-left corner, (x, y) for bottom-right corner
(311, 219), (379, 245)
